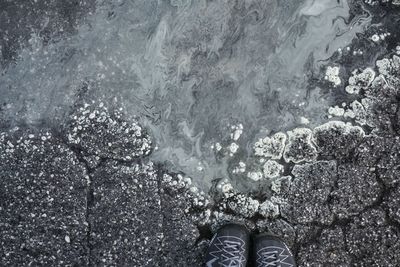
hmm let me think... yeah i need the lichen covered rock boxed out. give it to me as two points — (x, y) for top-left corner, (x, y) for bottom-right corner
(66, 102), (152, 161)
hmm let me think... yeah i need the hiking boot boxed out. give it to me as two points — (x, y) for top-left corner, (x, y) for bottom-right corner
(205, 224), (250, 267)
(253, 234), (296, 267)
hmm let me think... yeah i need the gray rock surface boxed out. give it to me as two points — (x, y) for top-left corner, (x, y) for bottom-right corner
(0, 129), (88, 266)
(298, 227), (350, 266)
(0, 120), (205, 266)
(281, 160), (337, 225)
(89, 161), (163, 266)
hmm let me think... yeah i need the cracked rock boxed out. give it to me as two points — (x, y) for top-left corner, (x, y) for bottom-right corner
(298, 227), (350, 266)
(354, 135), (394, 167)
(89, 162), (206, 266)
(384, 185), (400, 225)
(256, 219), (296, 248)
(280, 161), (337, 224)
(346, 209), (400, 266)
(330, 165), (382, 219)
(377, 138), (400, 186)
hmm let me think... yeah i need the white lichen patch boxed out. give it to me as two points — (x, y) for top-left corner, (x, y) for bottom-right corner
(254, 132), (287, 159)
(258, 199), (280, 219)
(370, 32), (390, 43)
(283, 128), (317, 163)
(217, 179), (235, 198)
(214, 142), (222, 152)
(263, 160), (284, 179)
(213, 178), (261, 218)
(228, 142), (239, 156)
(163, 173), (187, 190)
(346, 68), (375, 95)
(325, 66), (341, 87)
(371, 34), (380, 42)
(300, 116), (310, 125)
(247, 171), (263, 182)
(67, 102), (151, 160)
(328, 106), (345, 117)
(232, 161), (246, 174)
(271, 176), (292, 194)
(230, 124), (243, 141)
(227, 194), (260, 218)
(343, 100), (368, 125)
(313, 121), (365, 141)
(162, 173), (210, 210)
(352, 49), (363, 56)
(376, 55), (400, 79)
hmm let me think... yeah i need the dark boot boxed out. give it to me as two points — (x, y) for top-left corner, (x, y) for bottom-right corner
(253, 234), (296, 267)
(204, 224), (250, 267)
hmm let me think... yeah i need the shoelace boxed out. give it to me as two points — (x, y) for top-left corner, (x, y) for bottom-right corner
(260, 250), (280, 267)
(220, 240), (244, 267)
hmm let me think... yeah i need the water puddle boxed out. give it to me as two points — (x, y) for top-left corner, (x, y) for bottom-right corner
(0, 0), (371, 189)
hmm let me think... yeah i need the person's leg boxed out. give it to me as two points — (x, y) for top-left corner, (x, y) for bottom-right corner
(204, 224), (250, 267)
(252, 234), (296, 267)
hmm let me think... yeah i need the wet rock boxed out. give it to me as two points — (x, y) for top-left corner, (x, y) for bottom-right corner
(66, 102), (152, 161)
(0, 129), (88, 266)
(280, 161), (337, 224)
